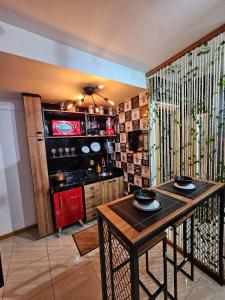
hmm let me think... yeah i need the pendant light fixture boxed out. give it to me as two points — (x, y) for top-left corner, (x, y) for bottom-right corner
(77, 85), (114, 113)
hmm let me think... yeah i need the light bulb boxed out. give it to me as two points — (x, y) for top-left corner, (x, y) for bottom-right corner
(98, 84), (104, 90)
(66, 101), (73, 110)
(95, 106), (99, 113)
(79, 100), (83, 106)
(108, 99), (115, 106)
(77, 94), (84, 101)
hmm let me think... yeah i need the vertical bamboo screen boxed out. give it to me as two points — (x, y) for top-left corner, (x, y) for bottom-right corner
(147, 32), (225, 186)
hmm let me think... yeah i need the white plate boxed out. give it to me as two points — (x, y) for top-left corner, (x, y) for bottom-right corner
(133, 199), (161, 212)
(173, 183), (196, 190)
(90, 142), (101, 152)
(81, 146), (90, 154)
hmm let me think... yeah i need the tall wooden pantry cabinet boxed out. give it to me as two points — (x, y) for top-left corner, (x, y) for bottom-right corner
(23, 93), (54, 238)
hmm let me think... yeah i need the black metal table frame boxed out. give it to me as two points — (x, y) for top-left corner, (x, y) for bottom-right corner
(97, 187), (225, 300)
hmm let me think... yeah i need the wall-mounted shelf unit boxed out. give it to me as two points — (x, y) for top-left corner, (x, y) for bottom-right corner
(45, 135), (117, 139)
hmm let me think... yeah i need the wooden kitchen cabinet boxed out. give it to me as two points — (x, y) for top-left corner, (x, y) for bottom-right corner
(84, 176), (124, 221)
(84, 182), (101, 222)
(23, 93), (44, 137)
(28, 136), (54, 237)
(23, 93), (54, 238)
(100, 176), (124, 204)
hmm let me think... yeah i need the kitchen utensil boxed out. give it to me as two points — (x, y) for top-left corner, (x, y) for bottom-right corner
(108, 107), (114, 115)
(88, 105), (94, 114)
(65, 147), (70, 156)
(173, 183), (196, 190)
(174, 176), (192, 186)
(71, 147), (76, 155)
(99, 130), (105, 136)
(133, 189), (156, 203)
(99, 106), (104, 114)
(51, 148), (56, 158)
(133, 199), (161, 211)
(55, 171), (66, 182)
(58, 148), (64, 157)
(81, 146), (90, 154)
(90, 142), (101, 152)
(104, 139), (113, 154)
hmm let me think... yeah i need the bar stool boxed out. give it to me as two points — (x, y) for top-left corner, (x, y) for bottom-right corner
(167, 212), (194, 300)
(138, 231), (168, 299)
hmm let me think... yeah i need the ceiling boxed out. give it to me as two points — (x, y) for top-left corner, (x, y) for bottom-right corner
(0, 51), (144, 105)
(0, 0), (224, 73)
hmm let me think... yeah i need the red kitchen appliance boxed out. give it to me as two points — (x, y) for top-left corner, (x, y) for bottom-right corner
(105, 117), (115, 136)
(53, 187), (84, 230)
(52, 120), (81, 136)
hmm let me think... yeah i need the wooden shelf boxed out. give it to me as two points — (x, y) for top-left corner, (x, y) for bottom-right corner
(43, 108), (116, 118)
(45, 135), (117, 139)
(50, 152), (104, 159)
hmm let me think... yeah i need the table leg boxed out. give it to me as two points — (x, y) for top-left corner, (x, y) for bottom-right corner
(98, 215), (108, 300)
(0, 254), (4, 288)
(130, 248), (139, 300)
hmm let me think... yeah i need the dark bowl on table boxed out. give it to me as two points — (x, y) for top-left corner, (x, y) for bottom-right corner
(133, 189), (156, 203)
(174, 176), (192, 186)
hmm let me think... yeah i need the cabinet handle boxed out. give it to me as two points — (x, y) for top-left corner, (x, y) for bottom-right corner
(36, 131), (42, 134)
(70, 195), (79, 199)
(37, 138), (43, 141)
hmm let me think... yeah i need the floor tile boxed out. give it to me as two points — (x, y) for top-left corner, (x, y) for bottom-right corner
(48, 246), (89, 284)
(28, 287), (54, 300)
(53, 262), (102, 300)
(8, 242), (48, 274)
(3, 256), (51, 300)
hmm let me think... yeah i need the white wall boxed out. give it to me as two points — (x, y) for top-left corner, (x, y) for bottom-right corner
(0, 99), (36, 236)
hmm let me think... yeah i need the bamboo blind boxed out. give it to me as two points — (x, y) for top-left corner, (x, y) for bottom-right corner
(147, 32), (225, 186)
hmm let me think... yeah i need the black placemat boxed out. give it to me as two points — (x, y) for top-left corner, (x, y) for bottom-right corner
(109, 192), (186, 232)
(158, 180), (214, 200)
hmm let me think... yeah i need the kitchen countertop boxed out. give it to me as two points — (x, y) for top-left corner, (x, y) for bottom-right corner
(49, 167), (123, 193)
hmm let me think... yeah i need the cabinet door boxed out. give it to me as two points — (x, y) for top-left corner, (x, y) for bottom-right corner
(100, 180), (110, 204)
(28, 137), (54, 237)
(84, 183), (101, 222)
(53, 187), (84, 229)
(70, 187), (84, 221)
(115, 176), (124, 199)
(23, 94), (44, 137)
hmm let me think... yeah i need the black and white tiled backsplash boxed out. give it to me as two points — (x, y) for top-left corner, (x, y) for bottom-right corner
(112, 91), (150, 194)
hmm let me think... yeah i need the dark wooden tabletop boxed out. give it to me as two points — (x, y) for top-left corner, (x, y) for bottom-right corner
(97, 179), (224, 246)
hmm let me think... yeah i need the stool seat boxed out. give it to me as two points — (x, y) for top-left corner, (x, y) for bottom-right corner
(138, 231), (167, 256)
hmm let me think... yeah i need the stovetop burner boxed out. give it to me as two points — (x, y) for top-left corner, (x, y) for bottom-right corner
(49, 169), (99, 189)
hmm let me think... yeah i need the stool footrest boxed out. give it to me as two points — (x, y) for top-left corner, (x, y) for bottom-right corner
(167, 256), (194, 281)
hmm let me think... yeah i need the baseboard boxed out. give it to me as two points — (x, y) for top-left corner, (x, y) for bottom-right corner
(0, 224), (38, 240)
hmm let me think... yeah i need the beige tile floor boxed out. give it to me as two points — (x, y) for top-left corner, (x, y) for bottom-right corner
(0, 221), (225, 300)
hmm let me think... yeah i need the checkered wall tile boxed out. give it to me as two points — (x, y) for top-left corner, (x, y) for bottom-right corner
(114, 91), (150, 194)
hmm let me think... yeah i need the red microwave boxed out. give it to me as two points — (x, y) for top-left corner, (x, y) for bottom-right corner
(52, 120), (81, 136)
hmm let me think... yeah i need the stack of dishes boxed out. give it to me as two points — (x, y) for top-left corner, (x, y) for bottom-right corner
(133, 189), (161, 212)
(173, 176), (196, 190)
